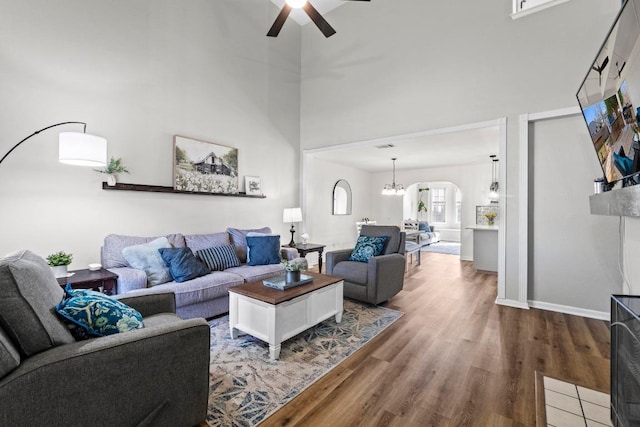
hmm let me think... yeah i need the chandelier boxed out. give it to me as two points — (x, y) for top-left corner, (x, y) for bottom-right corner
(382, 158), (405, 196)
(489, 154), (499, 203)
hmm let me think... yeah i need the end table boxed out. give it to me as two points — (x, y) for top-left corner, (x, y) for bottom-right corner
(287, 243), (326, 273)
(56, 268), (118, 295)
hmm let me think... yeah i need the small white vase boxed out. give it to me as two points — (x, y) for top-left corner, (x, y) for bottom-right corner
(107, 174), (117, 186)
(51, 265), (68, 278)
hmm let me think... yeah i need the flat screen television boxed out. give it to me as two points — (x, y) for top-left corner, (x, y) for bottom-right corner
(577, 0), (640, 186)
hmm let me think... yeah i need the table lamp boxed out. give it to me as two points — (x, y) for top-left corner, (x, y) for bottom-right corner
(283, 207), (302, 247)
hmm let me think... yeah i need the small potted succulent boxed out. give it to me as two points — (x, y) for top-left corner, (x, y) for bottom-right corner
(282, 260), (305, 284)
(95, 156), (129, 186)
(46, 251), (73, 278)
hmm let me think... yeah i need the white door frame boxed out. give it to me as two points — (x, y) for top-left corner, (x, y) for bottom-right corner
(302, 117), (508, 301)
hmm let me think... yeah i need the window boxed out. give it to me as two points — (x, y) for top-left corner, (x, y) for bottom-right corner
(511, 0), (571, 19)
(431, 188), (446, 223)
(455, 189), (462, 224)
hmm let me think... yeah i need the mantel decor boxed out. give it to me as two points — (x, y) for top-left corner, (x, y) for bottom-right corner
(173, 135), (238, 194)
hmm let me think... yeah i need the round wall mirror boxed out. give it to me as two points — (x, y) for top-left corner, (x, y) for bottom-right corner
(333, 179), (352, 215)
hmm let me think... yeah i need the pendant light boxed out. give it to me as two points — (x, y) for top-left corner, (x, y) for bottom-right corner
(489, 155), (499, 203)
(382, 158), (405, 196)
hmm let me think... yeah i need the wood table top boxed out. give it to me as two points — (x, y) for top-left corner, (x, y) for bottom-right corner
(228, 271), (343, 305)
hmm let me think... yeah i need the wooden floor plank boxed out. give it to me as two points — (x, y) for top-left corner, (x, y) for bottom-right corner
(262, 253), (611, 426)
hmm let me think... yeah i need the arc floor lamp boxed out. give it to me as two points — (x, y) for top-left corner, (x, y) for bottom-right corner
(0, 121), (107, 167)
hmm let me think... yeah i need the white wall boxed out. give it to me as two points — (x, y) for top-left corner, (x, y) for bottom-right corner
(300, 0), (621, 310)
(0, 0), (302, 268)
(530, 114), (622, 312)
(303, 155), (372, 263)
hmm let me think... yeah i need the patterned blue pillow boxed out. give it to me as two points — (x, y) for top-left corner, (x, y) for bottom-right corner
(196, 244), (241, 271)
(55, 284), (144, 340)
(349, 235), (389, 262)
(158, 247), (210, 282)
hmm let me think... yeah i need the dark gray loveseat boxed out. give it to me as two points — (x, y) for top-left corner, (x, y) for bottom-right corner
(0, 250), (210, 426)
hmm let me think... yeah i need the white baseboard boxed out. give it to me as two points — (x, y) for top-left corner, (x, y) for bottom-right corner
(528, 300), (609, 321)
(460, 256), (473, 262)
(495, 297), (530, 309)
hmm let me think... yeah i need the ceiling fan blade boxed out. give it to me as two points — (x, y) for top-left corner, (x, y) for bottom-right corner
(267, 4), (292, 37)
(303, 2), (336, 38)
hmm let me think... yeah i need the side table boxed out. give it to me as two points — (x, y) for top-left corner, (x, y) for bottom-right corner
(287, 243), (326, 273)
(56, 268), (119, 296)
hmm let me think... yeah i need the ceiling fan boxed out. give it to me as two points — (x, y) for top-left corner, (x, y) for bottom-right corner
(267, 0), (370, 38)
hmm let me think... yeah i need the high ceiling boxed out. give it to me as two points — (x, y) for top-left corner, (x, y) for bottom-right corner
(309, 126), (500, 173)
(268, 0), (347, 25)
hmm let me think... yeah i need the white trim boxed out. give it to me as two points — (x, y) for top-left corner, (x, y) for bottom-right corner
(303, 118), (508, 305)
(460, 255), (473, 262)
(518, 106), (582, 307)
(518, 113), (529, 307)
(495, 297), (530, 310)
(528, 300), (609, 321)
(497, 117), (507, 301)
(511, 0), (571, 20)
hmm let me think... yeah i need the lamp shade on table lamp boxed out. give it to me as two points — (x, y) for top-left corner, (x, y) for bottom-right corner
(283, 207), (303, 247)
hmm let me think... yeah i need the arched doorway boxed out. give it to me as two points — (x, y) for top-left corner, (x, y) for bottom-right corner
(403, 181), (462, 257)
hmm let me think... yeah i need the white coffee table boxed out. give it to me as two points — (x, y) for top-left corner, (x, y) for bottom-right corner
(228, 272), (343, 360)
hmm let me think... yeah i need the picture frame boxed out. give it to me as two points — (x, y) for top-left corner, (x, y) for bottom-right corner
(173, 135), (238, 194)
(245, 176), (262, 196)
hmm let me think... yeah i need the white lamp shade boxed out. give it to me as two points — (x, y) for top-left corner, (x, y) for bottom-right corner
(59, 132), (107, 167)
(283, 207), (303, 223)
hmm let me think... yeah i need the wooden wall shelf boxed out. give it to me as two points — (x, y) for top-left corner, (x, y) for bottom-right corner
(102, 182), (266, 198)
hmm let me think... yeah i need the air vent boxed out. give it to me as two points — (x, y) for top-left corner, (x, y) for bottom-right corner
(376, 144), (395, 149)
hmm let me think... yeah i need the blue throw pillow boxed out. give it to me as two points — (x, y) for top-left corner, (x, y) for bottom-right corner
(121, 237), (173, 286)
(196, 244), (241, 271)
(55, 284), (144, 340)
(246, 233), (281, 266)
(158, 247), (210, 283)
(349, 235), (389, 262)
(418, 221), (430, 232)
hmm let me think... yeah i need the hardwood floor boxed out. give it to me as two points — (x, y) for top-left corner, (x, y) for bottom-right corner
(261, 253), (611, 426)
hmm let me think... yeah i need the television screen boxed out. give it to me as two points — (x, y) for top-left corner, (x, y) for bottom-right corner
(577, 0), (640, 185)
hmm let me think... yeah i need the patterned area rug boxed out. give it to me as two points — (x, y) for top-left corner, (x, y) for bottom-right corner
(421, 241), (461, 255)
(206, 299), (403, 426)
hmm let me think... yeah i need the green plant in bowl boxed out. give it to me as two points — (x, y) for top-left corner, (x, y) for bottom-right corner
(46, 251), (73, 266)
(281, 260), (305, 272)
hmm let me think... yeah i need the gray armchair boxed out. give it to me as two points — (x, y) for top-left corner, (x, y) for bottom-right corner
(0, 250), (210, 426)
(326, 225), (406, 304)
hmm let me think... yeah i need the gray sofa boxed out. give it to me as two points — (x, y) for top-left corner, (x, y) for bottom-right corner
(404, 220), (440, 246)
(0, 250), (210, 426)
(101, 227), (305, 319)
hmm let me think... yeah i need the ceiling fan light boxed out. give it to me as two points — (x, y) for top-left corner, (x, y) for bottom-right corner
(285, 0), (307, 8)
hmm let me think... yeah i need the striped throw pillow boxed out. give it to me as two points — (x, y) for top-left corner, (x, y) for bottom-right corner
(196, 244), (241, 271)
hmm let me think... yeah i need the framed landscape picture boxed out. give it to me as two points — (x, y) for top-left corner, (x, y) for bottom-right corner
(245, 176), (262, 196)
(173, 136), (238, 194)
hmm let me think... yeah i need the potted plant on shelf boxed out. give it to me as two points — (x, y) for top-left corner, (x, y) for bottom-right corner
(46, 251), (73, 278)
(95, 157), (130, 186)
(282, 260), (305, 284)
